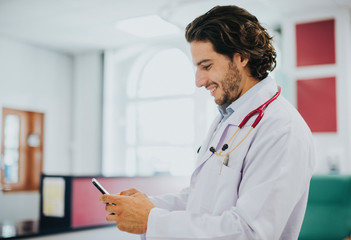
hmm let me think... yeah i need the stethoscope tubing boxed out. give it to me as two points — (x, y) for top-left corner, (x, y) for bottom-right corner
(210, 86), (281, 157)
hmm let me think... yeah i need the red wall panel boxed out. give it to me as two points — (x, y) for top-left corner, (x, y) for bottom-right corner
(296, 19), (335, 66)
(297, 77), (337, 132)
(71, 176), (188, 228)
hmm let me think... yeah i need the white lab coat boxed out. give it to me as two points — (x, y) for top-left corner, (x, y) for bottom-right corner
(142, 77), (315, 240)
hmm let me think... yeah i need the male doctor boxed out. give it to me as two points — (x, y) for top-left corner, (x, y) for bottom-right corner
(100, 5), (315, 240)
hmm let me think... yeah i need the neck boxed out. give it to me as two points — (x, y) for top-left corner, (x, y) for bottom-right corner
(239, 74), (260, 98)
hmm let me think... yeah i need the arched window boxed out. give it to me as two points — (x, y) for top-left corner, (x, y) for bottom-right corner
(126, 48), (196, 176)
(103, 47), (216, 176)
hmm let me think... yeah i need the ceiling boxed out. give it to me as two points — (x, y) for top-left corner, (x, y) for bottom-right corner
(0, 0), (350, 54)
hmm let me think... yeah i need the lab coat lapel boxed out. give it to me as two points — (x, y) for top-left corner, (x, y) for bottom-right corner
(196, 114), (222, 161)
(195, 117), (233, 169)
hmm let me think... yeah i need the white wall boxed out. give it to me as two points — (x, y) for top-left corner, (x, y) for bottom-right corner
(0, 36), (73, 221)
(71, 52), (103, 175)
(282, 7), (351, 174)
(0, 37), (103, 222)
(0, 36), (74, 174)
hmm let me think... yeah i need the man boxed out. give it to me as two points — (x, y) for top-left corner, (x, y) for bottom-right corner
(100, 5), (315, 240)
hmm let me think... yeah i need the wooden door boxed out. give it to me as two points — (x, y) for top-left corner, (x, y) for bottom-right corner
(1, 108), (44, 192)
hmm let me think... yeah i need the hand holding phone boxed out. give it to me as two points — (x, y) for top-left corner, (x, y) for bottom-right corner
(92, 178), (110, 195)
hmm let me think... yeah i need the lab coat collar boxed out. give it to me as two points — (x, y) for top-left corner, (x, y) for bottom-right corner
(224, 76), (278, 128)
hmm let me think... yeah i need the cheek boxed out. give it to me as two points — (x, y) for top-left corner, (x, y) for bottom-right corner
(225, 67), (241, 90)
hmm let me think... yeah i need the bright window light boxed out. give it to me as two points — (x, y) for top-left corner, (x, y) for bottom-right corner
(115, 15), (181, 38)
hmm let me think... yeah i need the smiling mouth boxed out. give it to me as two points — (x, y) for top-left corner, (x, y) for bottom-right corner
(206, 83), (217, 93)
(207, 86), (217, 96)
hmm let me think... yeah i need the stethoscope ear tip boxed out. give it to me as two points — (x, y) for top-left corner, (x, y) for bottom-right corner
(222, 144), (228, 151)
(209, 147), (216, 153)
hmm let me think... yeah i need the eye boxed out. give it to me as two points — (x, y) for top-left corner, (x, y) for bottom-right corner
(202, 64), (212, 70)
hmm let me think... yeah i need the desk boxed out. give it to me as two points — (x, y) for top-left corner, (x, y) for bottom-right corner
(1, 220), (38, 239)
(0, 220), (118, 239)
(1, 175), (188, 239)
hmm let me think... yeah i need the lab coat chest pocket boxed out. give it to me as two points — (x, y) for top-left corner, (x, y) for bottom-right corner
(211, 158), (242, 214)
(194, 154), (243, 215)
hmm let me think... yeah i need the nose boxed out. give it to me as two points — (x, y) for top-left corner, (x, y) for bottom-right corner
(195, 69), (208, 88)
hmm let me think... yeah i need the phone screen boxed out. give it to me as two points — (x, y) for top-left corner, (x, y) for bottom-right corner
(92, 178), (110, 195)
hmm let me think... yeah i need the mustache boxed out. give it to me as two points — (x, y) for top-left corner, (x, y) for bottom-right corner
(205, 82), (219, 89)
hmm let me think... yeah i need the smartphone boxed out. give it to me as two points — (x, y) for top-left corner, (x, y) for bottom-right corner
(92, 178), (110, 195)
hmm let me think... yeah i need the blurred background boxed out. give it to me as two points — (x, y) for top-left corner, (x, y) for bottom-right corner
(0, 0), (350, 239)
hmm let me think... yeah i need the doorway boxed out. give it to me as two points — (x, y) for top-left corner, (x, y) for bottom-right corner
(1, 108), (44, 192)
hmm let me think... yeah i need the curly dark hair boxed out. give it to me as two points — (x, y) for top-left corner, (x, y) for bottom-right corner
(185, 5), (276, 80)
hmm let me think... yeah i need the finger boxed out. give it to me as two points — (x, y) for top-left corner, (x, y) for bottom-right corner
(120, 188), (139, 196)
(132, 192), (148, 199)
(105, 203), (123, 215)
(101, 194), (125, 204)
(106, 213), (119, 222)
(99, 194), (114, 202)
(105, 203), (116, 213)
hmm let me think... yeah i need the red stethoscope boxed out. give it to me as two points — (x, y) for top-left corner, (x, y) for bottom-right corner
(209, 86), (281, 169)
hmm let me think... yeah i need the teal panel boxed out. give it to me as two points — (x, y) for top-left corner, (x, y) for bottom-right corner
(299, 175), (351, 240)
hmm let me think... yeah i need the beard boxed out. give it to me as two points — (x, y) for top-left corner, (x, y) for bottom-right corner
(215, 63), (242, 106)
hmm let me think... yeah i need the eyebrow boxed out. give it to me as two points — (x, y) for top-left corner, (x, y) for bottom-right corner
(196, 59), (212, 66)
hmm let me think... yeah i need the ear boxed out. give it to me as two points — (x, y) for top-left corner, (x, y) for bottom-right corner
(233, 53), (249, 68)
